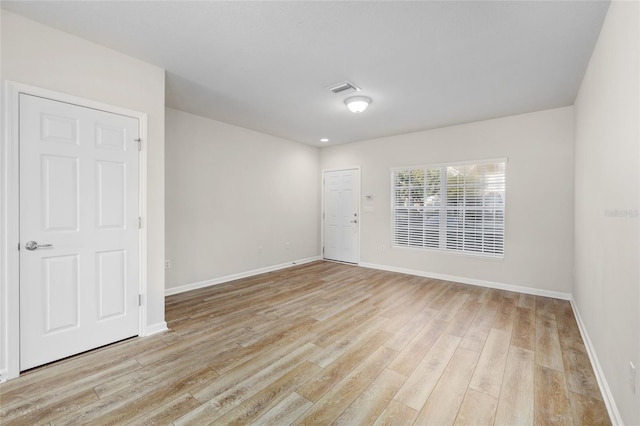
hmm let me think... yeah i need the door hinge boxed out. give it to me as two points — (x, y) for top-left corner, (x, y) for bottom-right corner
(322, 246), (325, 255)
(135, 138), (142, 151)
(138, 217), (142, 229)
(17, 242), (20, 251)
(138, 294), (143, 306)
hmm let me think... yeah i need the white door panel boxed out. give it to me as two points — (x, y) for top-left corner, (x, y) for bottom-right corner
(323, 169), (360, 263)
(19, 94), (140, 370)
(42, 155), (79, 231)
(43, 254), (79, 334)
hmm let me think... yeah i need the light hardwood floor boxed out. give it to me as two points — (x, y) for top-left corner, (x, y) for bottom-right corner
(0, 261), (610, 425)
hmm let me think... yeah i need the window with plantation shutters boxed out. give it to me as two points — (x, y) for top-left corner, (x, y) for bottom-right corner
(392, 159), (506, 257)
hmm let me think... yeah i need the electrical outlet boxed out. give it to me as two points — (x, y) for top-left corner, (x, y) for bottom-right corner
(630, 361), (637, 394)
(164, 259), (171, 269)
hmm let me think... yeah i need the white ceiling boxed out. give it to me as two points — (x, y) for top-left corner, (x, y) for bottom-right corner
(2, 1), (609, 147)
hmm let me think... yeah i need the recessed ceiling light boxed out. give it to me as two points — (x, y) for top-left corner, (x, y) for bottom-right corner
(320, 138), (329, 143)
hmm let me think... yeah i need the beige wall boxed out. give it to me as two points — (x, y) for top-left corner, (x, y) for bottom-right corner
(164, 108), (320, 291)
(574, 1), (640, 423)
(1, 11), (166, 376)
(321, 107), (575, 296)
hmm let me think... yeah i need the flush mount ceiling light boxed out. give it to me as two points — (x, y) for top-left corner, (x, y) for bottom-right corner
(345, 96), (372, 113)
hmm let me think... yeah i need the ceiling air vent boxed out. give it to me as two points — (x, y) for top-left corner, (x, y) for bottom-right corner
(327, 81), (361, 94)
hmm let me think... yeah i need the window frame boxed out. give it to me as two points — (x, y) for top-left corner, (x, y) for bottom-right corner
(390, 158), (507, 258)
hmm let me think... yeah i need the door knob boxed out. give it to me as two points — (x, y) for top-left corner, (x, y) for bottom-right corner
(350, 220), (358, 224)
(25, 241), (53, 251)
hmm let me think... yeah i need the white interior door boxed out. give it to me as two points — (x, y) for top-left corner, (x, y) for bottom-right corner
(323, 169), (360, 264)
(19, 94), (140, 370)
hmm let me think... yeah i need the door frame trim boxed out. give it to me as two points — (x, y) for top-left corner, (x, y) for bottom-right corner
(1, 81), (149, 381)
(321, 167), (361, 264)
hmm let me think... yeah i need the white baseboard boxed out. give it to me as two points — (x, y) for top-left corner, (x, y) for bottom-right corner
(165, 256), (322, 296)
(358, 262), (572, 300)
(570, 299), (624, 426)
(143, 321), (168, 337)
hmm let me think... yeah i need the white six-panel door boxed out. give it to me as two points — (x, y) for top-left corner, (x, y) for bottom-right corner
(323, 169), (360, 264)
(19, 94), (140, 370)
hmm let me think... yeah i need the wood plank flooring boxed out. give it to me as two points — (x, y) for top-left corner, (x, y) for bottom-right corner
(0, 261), (611, 425)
